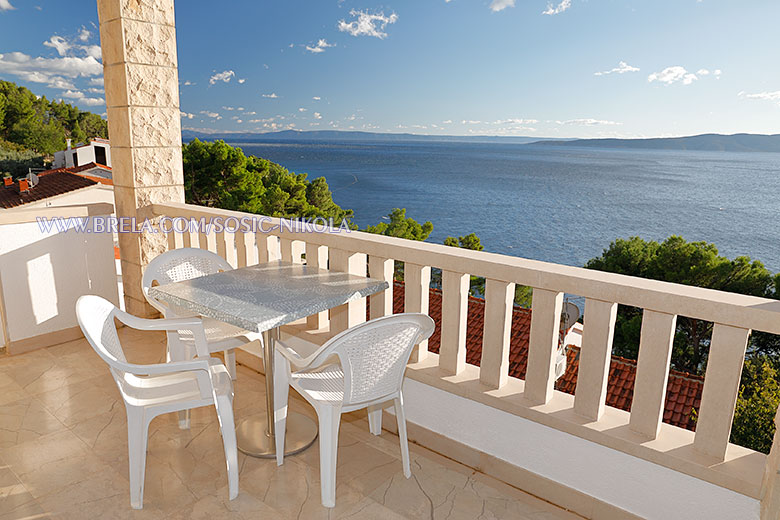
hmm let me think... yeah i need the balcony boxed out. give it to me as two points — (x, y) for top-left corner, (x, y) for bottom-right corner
(3, 200), (780, 519)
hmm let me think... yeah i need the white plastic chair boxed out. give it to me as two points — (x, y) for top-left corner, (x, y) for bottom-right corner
(273, 313), (435, 507)
(76, 295), (238, 510)
(142, 247), (264, 380)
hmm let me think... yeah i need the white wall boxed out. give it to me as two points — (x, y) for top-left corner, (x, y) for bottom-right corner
(0, 216), (119, 344)
(397, 378), (760, 520)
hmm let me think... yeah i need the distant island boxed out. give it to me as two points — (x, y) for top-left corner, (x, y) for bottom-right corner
(181, 129), (780, 153)
(181, 129), (549, 145)
(532, 133), (780, 153)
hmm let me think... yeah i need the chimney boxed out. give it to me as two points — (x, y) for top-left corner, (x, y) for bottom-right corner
(18, 178), (30, 193)
(66, 139), (72, 150)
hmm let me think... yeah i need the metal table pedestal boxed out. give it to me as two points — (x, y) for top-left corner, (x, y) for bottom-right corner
(236, 328), (318, 458)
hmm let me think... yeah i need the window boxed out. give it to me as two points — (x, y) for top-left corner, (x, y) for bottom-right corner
(72, 152), (78, 167)
(94, 146), (107, 166)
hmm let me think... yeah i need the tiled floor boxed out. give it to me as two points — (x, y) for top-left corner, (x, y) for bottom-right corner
(0, 328), (580, 519)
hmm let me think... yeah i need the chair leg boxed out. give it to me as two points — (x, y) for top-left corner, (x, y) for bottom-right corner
(126, 407), (150, 509)
(167, 337), (192, 429)
(273, 348), (290, 466)
(394, 396), (411, 478)
(225, 349), (237, 380)
(215, 394), (239, 500)
(367, 404), (383, 436)
(317, 405), (342, 508)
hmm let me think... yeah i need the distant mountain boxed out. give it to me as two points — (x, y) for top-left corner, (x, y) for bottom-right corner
(531, 133), (780, 153)
(181, 129), (550, 145)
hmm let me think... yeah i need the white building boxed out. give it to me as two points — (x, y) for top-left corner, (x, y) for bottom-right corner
(53, 137), (112, 169)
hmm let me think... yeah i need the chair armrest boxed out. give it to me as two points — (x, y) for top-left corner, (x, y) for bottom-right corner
(124, 357), (214, 376)
(115, 310), (210, 357)
(274, 339), (309, 366)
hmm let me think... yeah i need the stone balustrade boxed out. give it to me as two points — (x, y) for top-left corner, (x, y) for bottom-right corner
(151, 201), (780, 517)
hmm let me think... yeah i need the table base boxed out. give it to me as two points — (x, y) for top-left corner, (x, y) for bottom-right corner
(236, 412), (318, 458)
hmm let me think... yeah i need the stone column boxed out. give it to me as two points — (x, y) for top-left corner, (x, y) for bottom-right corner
(98, 0), (184, 316)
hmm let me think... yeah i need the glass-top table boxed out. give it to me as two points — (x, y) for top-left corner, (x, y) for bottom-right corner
(149, 260), (389, 458)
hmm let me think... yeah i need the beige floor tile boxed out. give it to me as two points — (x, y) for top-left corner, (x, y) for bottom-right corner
(0, 396), (68, 449)
(0, 429), (108, 500)
(0, 332), (578, 520)
(35, 374), (121, 427)
(0, 372), (28, 407)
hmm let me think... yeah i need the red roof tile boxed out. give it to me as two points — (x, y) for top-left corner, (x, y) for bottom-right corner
(384, 281), (703, 431)
(0, 171), (96, 209)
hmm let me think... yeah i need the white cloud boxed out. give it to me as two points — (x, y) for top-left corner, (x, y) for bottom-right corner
(714, 69), (722, 77)
(0, 52), (102, 90)
(237, 107), (244, 111)
(461, 120), (482, 124)
(238, 78), (246, 84)
(0, 0), (15, 11)
(60, 89), (105, 106)
(555, 118), (621, 126)
(246, 111), (256, 115)
(209, 70), (235, 85)
(738, 90), (780, 106)
(313, 112), (322, 119)
(542, 0), (571, 15)
(182, 80), (194, 86)
(200, 110), (222, 120)
(492, 118), (539, 125)
(648, 66), (699, 85)
(338, 9), (398, 39)
(697, 68), (710, 76)
(236, 119), (243, 124)
(43, 36), (70, 56)
(489, 0), (515, 12)
(89, 77), (104, 86)
(262, 93), (279, 98)
(306, 39), (335, 53)
(223, 106), (235, 111)
(43, 33), (100, 60)
(180, 111), (195, 119)
(594, 61), (639, 76)
(87, 87), (104, 94)
(312, 96), (321, 101)
(298, 107), (307, 112)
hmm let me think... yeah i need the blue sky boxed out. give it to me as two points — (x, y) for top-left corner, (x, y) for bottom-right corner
(1, 0), (779, 138)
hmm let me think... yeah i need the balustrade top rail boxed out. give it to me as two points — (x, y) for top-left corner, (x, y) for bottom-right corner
(151, 202), (780, 336)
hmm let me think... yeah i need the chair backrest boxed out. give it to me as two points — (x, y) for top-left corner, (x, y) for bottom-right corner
(76, 295), (129, 383)
(317, 314), (434, 406)
(142, 247), (232, 314)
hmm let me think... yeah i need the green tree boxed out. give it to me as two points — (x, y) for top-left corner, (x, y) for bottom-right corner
(181, 139), (354, 223)
(731, 356), (780, 454)
(0, 80), (107, 156)
(586, 236), (777, 373)
(365, 208), (433, 241)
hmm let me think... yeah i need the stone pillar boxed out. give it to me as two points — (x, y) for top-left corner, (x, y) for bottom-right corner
(98, 0), (184, 316)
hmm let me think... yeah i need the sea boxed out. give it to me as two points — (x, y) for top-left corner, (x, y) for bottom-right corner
(230, 140), (780, 274)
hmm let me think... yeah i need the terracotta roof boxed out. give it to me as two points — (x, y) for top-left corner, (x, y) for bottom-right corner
(386, 281), (702, 430)
(0, 170), (97, 209)
(66, 163), (113, 185)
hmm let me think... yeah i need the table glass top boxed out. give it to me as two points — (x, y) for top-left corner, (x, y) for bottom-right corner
(148, 261), (388, 333)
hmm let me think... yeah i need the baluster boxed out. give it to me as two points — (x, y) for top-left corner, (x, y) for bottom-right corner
(306, 243), (329, 330)
(256, 234), (279, 262)
(693, 323), (750, 461)
(480, 279), (515, 388)
(215, 230), (228, 262)
(405, 263), (431, 363)
(440, 271), (470, 375)
(368, 256), (394, 320)
(525, 289), (565, 404)
(244, 231), (258, 266)
(182, 223), (192, 248)
(574, 299), (618, 421)
(235, 232), (248, 268)
(330, 249), (367, 333)
(629, 310), (677, 439)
